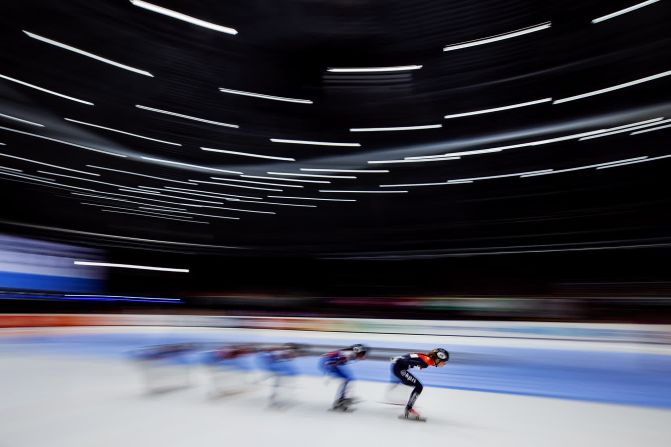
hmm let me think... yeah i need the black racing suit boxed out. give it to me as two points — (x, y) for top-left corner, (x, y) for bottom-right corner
(391, 354), (431, 410)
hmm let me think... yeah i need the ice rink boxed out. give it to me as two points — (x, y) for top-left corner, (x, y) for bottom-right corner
(1, 326), (671, 447)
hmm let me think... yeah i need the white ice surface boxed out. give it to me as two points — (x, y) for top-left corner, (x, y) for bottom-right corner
(1, 354), (670, 447)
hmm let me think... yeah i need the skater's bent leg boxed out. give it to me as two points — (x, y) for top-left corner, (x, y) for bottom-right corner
(406, 381), (423, 410)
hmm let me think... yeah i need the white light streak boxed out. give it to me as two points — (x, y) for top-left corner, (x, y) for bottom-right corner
(129, 0), (237, 35)
(521, 157), (649, 177)
(631, 123), (671, 135)
(163, 186), (261, 200)
(300, 168), (389, 173)
(0, 165), (22, 172)
(102, 209), (208, 224)
(210, 176), (302, 188)
(270, 138), (360, 147)
(82, 201), (186, 212)
(405, 148), (503, 159)
(73, 192), (193, 209)
(117, 188), (224, 204)
(268, 195), (356, 202)
(0, 112), (44, 127)
(367, 157), (460, 165)
(65, 118), (181, 146)
(189, 180), (283, 192)
(596, 153), (671, 169)
(140, 156), (242, 174)
(0, 152), (99, 176)
(23, 30), (154, 77)
(82, 202), (192, 218)
(233, 199), (317, 208)
(379, 181), (446, 188)
(0, 73), (93, 105)
(319, 189), (408, 194)
(157, 205), (275, 216)
(134, 208), (239, 221)
(592, 0), (660, 24)
(86, 165), (192, 184)
(444, 98), (552, 119)
(0, 125), (126, 157)
(241, 174), (330, 184)
(442, 22), (551, 52)
(553, 70), (671, 104)
(135, 104), (239, 128)
(201, 147), (294, 161)
(74, 260), (189, 272)
(446, 169), (554, 183)
(266, 172), (356, 179)
(327, 65), (422, 73)
(219, 87), (312, 104)
(36, 171), (126, 188)
(579, 118), (669, 140)
(349, 124), (441, 132)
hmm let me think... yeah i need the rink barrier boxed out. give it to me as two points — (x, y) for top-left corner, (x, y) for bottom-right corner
(1, 313), (670, 344)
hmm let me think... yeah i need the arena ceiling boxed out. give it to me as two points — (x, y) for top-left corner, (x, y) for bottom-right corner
(1, 0), (670, 258)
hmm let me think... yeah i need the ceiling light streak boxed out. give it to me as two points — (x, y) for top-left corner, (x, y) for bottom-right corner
(300, 168), (389, 173)
(140, 156), (242, 174)
(349, 124), (441, 132)
(631, 123), (671, 135)
(23, 30), (154, 77)
(367, 157), (460, 165)
(163, 186), (261, 200)
(81, 202), (192, 218)
(379, 181), (446, 188)
(0, 152), (99, 176)
(81, 201), (185, 212)
(210, 176), (303, 188)
(74, 260), (189, 272)
(520, 157), (649, 177)
(189, 180), (282, 192)
(234, 199), (317, 208)
(0, 73), (94, 105)
(553, 70), (671, 104)
(596, 154), (671, 169)
(129, 0), (237, 35)
(442, 21), (551, 52)
(241, 174), (330, 184)
(327, 65), (422, 73)
(219, 87), (312, 104)
(319, 189), (408, 194)
(100, 209), (209, 224)
(163, 206), (275, 215)
(444, 98), (552, 119)
(201, 147), (294, 161)
(72, 191), (202, 207)
(0, 126), (125, 157)
(135, 104), (238, 128)
(73, 192), (193, 209)
(579, 118), (670, 140)
(117, 188), (223, 204)
(268, 195), (356, 202)
(266, 172), (356, 179)
(591, 0), (660, 24)
(0, 112), (44, 127)
(270, 138), (360, 147)
(405, 148), (503, 159)
(65, 118), (181, 146)
(86, 165), (192, 185)
(447, 169), (554, 183)
(0, 165), (22, 172)
(137, 208), (240, 221)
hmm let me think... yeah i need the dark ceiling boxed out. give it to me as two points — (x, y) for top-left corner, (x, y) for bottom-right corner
(1, 0), (670, 258)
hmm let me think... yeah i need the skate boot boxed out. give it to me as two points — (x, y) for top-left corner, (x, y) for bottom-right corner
(402, 407), (426, 422)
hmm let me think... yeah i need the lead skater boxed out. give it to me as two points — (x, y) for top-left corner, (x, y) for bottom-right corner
(319, 344), (369, 410)
(390, 348), (449, 421)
